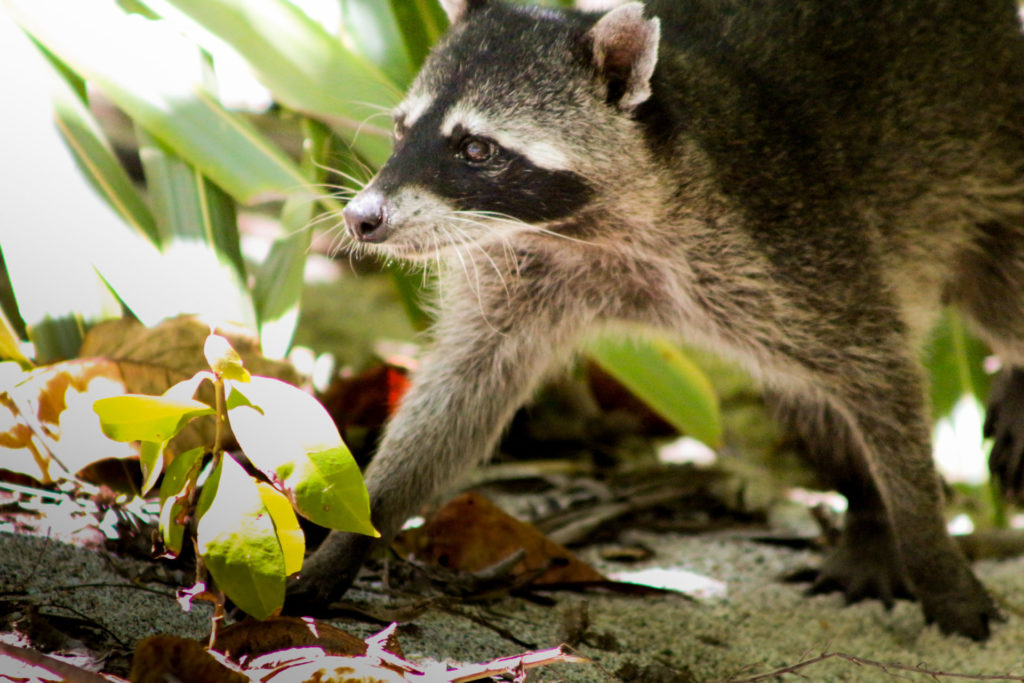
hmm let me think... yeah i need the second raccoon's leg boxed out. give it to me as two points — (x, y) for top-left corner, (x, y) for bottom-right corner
(947, 220), (1024, 501)
(777, 399), (912, 606)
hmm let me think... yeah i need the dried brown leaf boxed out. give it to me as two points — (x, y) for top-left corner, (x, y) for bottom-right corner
(131, 635), (247, 683)
(0, 358), (134, 483)
(212, 616), (367, 662)
(396, 493), (605, 585)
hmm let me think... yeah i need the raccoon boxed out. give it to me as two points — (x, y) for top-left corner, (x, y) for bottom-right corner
(293, 0), (1024, 640)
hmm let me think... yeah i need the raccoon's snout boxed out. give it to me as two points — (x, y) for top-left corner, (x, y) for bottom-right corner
(343, 192), (389, 243)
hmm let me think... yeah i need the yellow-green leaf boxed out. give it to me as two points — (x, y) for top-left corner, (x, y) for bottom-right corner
(0, 308), (31, 369)
(257, 482), (304, 576)
(587, 335), (722, 447)
(203, 334), (249, 382)
(158, 446), (205, 556)
(139, 439), (166, 496)
(7, 0), (309, 203)
(94, 394), (214, 443)
(227, 377), (377, 537)
(195, 455), (285, 620)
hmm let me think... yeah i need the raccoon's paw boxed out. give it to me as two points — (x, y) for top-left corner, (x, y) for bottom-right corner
(285, 531), (376, 615)
(920, 570), (1002, 641)
(786, 544), (913, 609)
(785, 515), (913, 609)
(985, 367), (1024, 501)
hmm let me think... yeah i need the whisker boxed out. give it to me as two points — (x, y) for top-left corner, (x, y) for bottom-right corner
(454, 209), (599, 247)
(445, 219), (511, 299)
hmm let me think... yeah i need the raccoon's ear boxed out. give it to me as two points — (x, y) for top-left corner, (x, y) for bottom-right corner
(588, 2), (660, 111)
(440, 0), (488, 25)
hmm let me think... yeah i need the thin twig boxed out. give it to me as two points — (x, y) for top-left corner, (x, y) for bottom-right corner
(441, 644), (590, 683)
(723, 651), (1024, 682)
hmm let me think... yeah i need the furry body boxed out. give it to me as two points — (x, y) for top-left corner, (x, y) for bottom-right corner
(296, 0), (1024, 639)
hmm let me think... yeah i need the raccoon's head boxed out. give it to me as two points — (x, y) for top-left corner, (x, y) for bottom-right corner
(342, 0), (661, 261)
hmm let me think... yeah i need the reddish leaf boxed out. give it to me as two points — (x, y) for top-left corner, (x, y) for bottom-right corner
(396, 493), (605, 585)
(319, 364), (410, 429)
(211, 616), (367, 662)
(131, 636), (247, 683)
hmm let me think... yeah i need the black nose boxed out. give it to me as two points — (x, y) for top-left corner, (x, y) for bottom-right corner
(343, 192), (389, 242)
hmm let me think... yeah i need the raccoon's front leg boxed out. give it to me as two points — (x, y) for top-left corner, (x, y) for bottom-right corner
(290, 266), (590, 606)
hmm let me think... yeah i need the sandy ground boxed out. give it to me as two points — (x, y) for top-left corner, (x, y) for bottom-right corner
(3, 523), (1024, 682)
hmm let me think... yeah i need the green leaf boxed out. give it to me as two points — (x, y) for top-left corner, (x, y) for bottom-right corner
(139, 440), (166, 496)
(340, 0), (417, 87)
(152, 0), (400, 166)
(0, 307), (32, 368)
(94, 394), (215, 443)
(924, 309), (992, 420)
(587, 335), (722, 447)
(254, 119), (331, 358)
(195, 455), (285, 619)
(135, 127), (256, 329)
(0, 19), (123, 363)
(41, 46), (159, 245)
(203, 334), (249, 382)
(7, 0), (310, 204)
(226, 377), (378, 537)
(158, 446), (205, 556)
(256, 482), (304, 576)
(387, 0), (448, 71)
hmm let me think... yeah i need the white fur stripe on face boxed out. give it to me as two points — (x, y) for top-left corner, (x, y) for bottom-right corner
(440, 103), (571, 170)
(395, 92), (435, 129)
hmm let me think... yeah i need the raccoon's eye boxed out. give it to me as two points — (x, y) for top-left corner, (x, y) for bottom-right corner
(457, 136), (496, 163)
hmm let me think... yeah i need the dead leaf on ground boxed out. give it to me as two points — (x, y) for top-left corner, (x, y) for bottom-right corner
(0, 642), (125, 683)
(319, 364), (410, 430)
(133, 622), (586, 682)
(132, 636), (247, 683)
(0, 315), (299, 488)
(211, 615), (368, 662)
(395, 492), (605, 586)
(81, 315), (299, 458)
(79, 316), (297, 394)
(0, 358), (135, 483)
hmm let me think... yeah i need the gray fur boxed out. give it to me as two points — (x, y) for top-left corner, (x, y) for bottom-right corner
(295, 0), (1024, 640)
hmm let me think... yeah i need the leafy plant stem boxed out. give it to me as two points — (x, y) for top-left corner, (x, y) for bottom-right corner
(210, 374), (227, 474)
(208, 589), (225, 649)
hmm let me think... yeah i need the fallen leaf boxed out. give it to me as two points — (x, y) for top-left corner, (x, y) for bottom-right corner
(396, 493), (605, 585)
(80, 315), (299, 457)
(79, 316), (297, 392)
(319, 364), (410, 429)
(0, 642), (121, 683)
(131, 635), (247, 683)
(258, 655), (410, 683)
(0, 358), (134, 483)
(1, 316), (302, 487)
(211, 616), (367, 662)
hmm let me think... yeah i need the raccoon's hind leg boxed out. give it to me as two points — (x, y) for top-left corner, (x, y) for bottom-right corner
(948, 220), (1024, 501)
(765, 310), (998, 639)
(778, 399), (913, 607)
